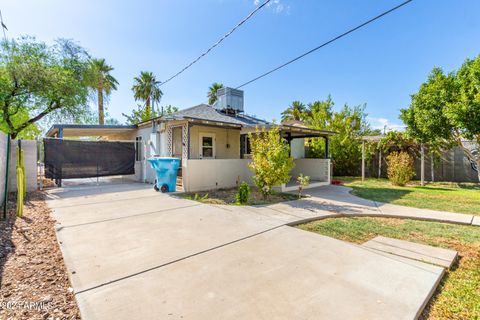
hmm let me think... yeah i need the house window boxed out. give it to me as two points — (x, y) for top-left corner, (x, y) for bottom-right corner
(135, 136), (142, 161)
(200, 133), (215, 158)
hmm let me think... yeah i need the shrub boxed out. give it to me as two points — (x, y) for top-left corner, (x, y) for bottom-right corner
(248, 125), (294, 198)
(296, 174), (310, 198)
(386, 151), (415, 186)
(235, 181), (250, 204)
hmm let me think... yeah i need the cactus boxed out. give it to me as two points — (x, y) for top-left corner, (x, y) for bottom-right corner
(16, 146), (26, 217)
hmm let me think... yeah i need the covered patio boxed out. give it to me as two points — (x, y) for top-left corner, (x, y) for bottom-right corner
(240, 122), (334, 192)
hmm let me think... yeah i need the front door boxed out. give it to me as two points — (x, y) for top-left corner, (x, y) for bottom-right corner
(172, 127), (183, 158)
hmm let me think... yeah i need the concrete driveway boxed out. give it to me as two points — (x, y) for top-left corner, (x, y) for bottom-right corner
(47, 182), (444, 320)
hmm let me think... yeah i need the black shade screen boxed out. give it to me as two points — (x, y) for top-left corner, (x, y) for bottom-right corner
(44, 139), (135, 179)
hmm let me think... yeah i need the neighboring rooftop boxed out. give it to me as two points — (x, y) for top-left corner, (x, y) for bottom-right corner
(45, 124), (137, 138)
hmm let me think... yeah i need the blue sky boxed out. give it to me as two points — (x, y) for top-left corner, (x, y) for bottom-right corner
(3, 0), (480, 130)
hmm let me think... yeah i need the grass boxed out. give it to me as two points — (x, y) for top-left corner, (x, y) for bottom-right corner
(179, 187), (300, 205)
(335, 176), (480, 215)
(298, 217), (480, 320)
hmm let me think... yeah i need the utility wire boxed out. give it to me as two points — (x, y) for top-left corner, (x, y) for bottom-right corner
(159, 0), (272, 87)
(0, 9), (8, 41)
(235, 0), (413, 89)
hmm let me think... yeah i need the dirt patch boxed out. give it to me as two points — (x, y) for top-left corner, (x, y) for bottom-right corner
(180, 187), (300, 205)
(0, 192), (80, 319)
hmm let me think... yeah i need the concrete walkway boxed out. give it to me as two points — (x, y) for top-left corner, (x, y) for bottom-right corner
(47, 182), (452, 320)
(248, 185), (479, 227)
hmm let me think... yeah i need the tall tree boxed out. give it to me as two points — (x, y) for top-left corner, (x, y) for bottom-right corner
(300, 97), (374, 175)
(207, 82), (223, 105)
(281, 101), (306, 121)
(305, 96), (334, 129)
(401, 56), (480, 181)
(123, 104), (178, 125)
(0, 36), (90, 139)
(132, 71), (162, 120)
(87, 58), (118, 125)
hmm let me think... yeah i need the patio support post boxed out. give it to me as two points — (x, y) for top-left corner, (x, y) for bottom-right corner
(420, 143), (425, 186)
(324, 136), (329, 159)
(431, 153), (434, 182)
(56, 128), (63, 187)
(361, 140), (365, 181)
(378, 149), (382, 178)
(286, 132), (292, 157)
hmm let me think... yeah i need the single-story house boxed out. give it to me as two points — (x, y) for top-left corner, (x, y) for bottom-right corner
(46, 88), (335, 192)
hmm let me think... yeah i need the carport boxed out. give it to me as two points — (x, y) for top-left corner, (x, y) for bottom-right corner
(43, 124), (139, 187)
(45, 124), (137, 140)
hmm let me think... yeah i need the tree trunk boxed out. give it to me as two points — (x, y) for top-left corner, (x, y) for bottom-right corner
(476, 159), (480, 183)
(145, 98), (151, 119)
(98, 88), (104, 125)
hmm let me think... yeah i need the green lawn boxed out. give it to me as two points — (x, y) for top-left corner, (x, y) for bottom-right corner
(298, 217), (480, 320)
(335, 177), (480, 215)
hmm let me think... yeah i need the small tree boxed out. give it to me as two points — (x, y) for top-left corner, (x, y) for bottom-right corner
(401, 56), (480, 182)
(386, 152), (415, 186)
(296, 174), (310, 198)
(248, 125), (294, 198)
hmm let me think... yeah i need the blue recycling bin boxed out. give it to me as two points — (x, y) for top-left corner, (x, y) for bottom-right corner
(147, 157), (181, 193)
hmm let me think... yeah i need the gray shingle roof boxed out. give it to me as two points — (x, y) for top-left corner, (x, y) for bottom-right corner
(163, 104), (269, 127)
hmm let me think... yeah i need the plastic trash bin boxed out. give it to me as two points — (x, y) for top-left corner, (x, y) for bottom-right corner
(147, 157), (181, 193)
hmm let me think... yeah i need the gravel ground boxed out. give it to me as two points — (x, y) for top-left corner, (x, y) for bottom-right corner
(0, 192), (80, 319)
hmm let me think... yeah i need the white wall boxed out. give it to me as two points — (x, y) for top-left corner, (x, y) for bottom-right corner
(291, 158), (330, 182)
(290, 138), (305, 159)
(0, 133), (7, 205)
(183, 159), (253, 192)
(8, 140), (38, 192)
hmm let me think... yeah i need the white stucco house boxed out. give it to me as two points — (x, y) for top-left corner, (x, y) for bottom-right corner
(46, 88), (335, 192)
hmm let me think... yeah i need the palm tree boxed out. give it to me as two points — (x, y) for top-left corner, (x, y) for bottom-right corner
(281, 101), (306, 121)
(88, 59), (119, 125)
(207, 82), (224, 105)
(132, 71), (163, 119)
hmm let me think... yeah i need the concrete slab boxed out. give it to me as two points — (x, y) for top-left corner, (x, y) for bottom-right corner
(76, 227), (444, 320)
(52, 193), (197, 227)
(211, 204), (302, 223)
(46, 183), (155, 207)
(55, 202), (284, 293)
(266, 201), (339, 223)
(363, 236), (458, 269)
(472, 216), (480, 226)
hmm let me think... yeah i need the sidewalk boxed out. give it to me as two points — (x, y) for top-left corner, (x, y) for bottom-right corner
(232, 185), (480, 227)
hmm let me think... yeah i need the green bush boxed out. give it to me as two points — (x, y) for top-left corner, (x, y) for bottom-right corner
(386, 151), (415, 186)
(235, 181), (250, 204)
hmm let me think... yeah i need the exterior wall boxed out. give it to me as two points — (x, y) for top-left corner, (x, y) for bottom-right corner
(291, 138), (305, 159)
(8, 140), (38, 192)
(183, 159), (253, 192)
(291, 158), (330, 182)
(0, 133), (7, 206)
(189, 125), (240, 159)
(134, 126), (159, 183)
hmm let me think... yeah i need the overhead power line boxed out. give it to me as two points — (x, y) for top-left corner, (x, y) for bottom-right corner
(159, 0), (272, 87)
(0, 9), (8, 41)
(235, 0), (413, 89)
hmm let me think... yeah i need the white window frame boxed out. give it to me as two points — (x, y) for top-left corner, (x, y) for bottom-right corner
(199, 133), (216, 159)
